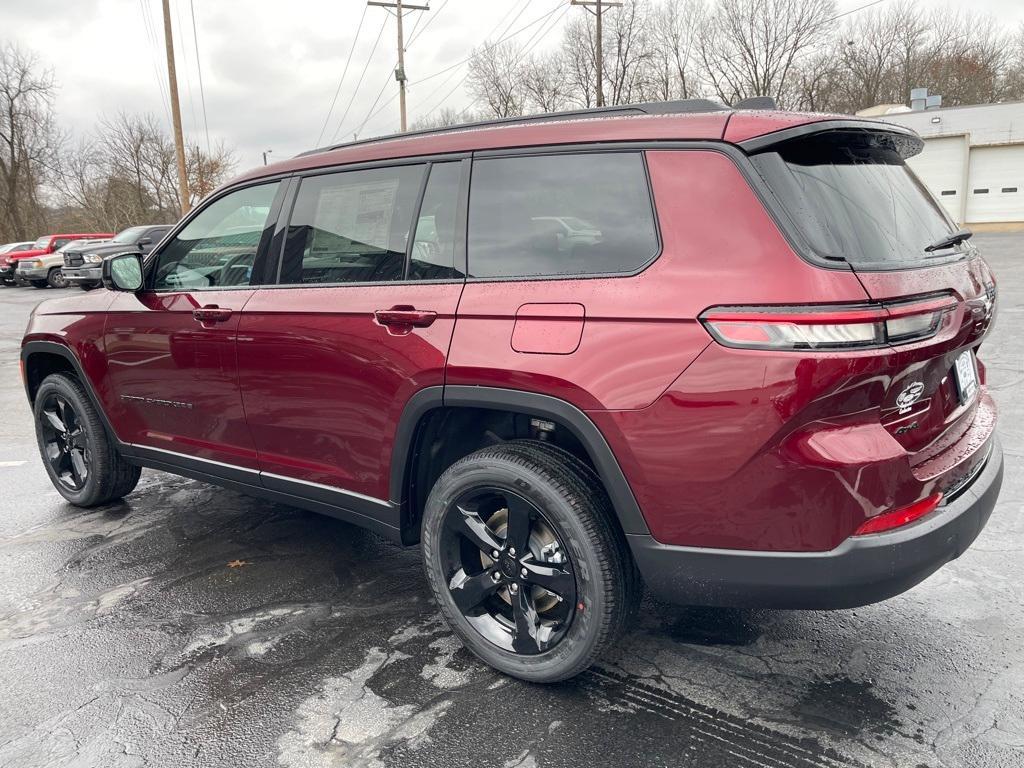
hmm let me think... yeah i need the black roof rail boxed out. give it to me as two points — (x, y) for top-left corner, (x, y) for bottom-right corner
(298, 98), (731, 158)
(733, 96), (777, 110)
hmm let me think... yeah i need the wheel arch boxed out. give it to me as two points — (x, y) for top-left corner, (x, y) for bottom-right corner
(391, 385), (650, 545)
(21, 341), (125, 449)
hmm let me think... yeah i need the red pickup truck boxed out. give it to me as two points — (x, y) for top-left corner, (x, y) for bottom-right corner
(1, 233), (114, 285)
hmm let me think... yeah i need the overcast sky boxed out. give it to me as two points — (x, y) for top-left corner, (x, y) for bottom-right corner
(3, 0), (1024, 176)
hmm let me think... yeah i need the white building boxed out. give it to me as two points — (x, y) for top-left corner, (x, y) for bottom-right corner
(857, 101), (1024, 229)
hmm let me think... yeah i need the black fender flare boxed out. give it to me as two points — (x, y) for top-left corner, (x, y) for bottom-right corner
(21, 340), (130, 452)
(390, 385), (651, 535)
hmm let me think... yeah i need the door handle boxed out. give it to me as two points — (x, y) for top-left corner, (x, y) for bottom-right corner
(374, 306), (437, 329)
(192, 305), (233, 323)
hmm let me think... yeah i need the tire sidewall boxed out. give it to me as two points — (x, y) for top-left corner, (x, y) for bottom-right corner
(422, 454), (608, 682)
(33, 377), (106, 505)
(47, 268), (67, 289)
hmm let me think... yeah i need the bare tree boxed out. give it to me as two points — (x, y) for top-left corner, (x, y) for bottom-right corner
(521, 52), (571, 113)
(698, 0), (836, 106)
(467, 41), (527, 118)
(409, 107), (469, 131)
(0, 43), (61, 242)
(646, 0), (707, 100)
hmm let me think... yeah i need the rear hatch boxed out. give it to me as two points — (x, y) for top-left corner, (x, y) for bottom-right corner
(748, 126), (997, 481)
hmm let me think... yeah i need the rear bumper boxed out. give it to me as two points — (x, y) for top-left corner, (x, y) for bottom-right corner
(628, 435), (1003, 609)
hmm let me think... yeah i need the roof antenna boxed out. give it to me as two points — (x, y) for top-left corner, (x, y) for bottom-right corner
(734, 96), (777, 110)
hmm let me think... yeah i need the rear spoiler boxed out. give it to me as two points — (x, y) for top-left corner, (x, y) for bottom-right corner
(738, 119), (924, 159)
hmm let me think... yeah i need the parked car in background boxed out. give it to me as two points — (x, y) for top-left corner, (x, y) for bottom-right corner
(20, 101), (1003, 683)
(15, 238), (111, 289)
(0, 241), (34, 256)
(1, 233), (114, 286)
(62, 225), (172, 290)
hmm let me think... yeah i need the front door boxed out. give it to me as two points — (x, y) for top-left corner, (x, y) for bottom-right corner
(103, 181), (284, 469)
(237, 160), (467, 505)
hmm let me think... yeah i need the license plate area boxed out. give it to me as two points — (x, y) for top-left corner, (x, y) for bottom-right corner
(953, 350), (978, 404)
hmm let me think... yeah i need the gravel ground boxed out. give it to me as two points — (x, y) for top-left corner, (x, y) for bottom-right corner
(0, 233), (1021, 768)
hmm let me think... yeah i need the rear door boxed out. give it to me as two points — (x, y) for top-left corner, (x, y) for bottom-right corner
(748, 129), (996, 468)
(236, 159), (467, 506)
(102, 181), (285, 469)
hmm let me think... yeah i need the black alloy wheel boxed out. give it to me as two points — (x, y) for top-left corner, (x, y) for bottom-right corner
(422, 441), (640, 682)
(38, 392), (90, 491)
(33, 373), (142, 506)
(440, 486), (577, 655)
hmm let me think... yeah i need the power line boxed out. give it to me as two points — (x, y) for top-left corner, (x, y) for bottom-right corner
(348, 4), (565, 140)
(317, 3), (369, 146)
(330, 14), (389, 142)
(829, 0), (888, 22)
(190, 0), (211, 154)
(404, 0), (439, 46)
(173, 0), (199, 135)
(139, 0), (173, 128)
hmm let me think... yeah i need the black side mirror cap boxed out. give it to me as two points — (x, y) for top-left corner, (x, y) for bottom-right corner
(101, 251), (145, 292)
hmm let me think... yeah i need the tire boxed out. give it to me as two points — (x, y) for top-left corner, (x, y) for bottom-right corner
(421, 440), (640, 682)
(79, 283), (97, 291)
(30, 280), (48, 289)
(33, 373), (141, 507)
(46, 268), (68, 289)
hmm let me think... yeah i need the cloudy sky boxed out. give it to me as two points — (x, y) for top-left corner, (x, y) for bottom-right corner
(4, 0), (1024, 176)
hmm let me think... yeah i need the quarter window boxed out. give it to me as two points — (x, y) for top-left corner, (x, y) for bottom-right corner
(467, 152), (659, 278)
(152, 182), (279, 290)
(279, 165), (424, 285)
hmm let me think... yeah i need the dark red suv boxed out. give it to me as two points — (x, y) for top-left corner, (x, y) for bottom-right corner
(21, 101), (1002, 682)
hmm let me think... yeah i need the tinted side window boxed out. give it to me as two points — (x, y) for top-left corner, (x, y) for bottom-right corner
(409, 162), (463, 281)
(279, 165), (424, 285)
(467, 153), (658, 278)
(153, 182), (279, 290)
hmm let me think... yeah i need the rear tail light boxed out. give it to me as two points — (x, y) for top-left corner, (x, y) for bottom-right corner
(853, 493), (943, 536)
(701, 294), (957, 351)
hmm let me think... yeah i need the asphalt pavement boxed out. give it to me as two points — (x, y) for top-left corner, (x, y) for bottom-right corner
(0, 234), (1021, 768)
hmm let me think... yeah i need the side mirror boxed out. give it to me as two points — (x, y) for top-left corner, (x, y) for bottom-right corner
(137, 237), (152, 247)
(102, 252), (144, 292)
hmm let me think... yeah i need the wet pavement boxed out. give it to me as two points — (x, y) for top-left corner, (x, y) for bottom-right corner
(0, 234), (1022, 768)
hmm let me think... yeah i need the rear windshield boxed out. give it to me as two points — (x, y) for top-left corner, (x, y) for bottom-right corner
(750, 130), (962, 267)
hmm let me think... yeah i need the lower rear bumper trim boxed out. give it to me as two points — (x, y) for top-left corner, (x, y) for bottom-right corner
(628, 435), (1003, 609)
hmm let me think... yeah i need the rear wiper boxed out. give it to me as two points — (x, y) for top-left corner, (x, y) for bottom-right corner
(924, 228), (973, 253)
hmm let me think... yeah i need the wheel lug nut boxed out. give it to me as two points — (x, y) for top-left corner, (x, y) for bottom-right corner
(491, 571), (502, 583)
(520, 567), (528, 577)
(509, 547), (516, 556)
(509, 583), (519, 594)
(491, 549), (499, 560)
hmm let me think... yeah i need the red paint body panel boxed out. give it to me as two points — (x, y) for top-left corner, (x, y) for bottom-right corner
(102, 290), (259, 468)
(511, 304), (585, 354)
(236, 283), (462, 499)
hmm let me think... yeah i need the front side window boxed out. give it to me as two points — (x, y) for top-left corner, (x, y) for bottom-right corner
(279, 164), (424, 285)
(113, 226), (148, 244)
(32, 237), (49, 250)
(152, 182), (279, 290)
(467, 152), (659, 278)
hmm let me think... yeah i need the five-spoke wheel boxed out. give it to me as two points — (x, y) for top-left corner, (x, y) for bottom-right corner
(422, 441), (640, 682)
(442, 487), (577, 655)
(38, 392), (90, 490)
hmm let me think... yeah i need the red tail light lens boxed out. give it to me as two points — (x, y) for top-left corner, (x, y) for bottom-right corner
(701, 295), (957, 351)
(853, 493), (943, 536)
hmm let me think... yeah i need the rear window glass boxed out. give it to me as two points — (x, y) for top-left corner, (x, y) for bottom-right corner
(750, 131), (962, 266)
(467, 152), (659, 278)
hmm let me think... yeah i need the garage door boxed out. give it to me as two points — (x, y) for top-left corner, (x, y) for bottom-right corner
(966, 145), (1024, 224)
(906, 136), (966, 223)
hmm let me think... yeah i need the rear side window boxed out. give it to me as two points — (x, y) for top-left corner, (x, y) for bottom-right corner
(467, 152), (659, 278)
(279, 165), (424, 285)
(409, 162), (463, 281)
(750, 130), (961, 267)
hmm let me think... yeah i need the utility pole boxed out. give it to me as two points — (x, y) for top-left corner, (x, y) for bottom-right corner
(161, 0), (191, 215)
(368, 0), (429, 132)
(571, 0), (622, 107)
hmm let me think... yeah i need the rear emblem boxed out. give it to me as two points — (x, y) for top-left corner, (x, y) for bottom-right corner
(896, 382), (925, 414)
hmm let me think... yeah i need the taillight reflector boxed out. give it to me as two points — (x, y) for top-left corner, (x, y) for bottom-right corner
(701, 295), (957, 351)
(853, 493), (943, 536)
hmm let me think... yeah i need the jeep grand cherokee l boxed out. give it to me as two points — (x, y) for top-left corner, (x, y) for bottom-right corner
(20, 101), (1002, 683)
